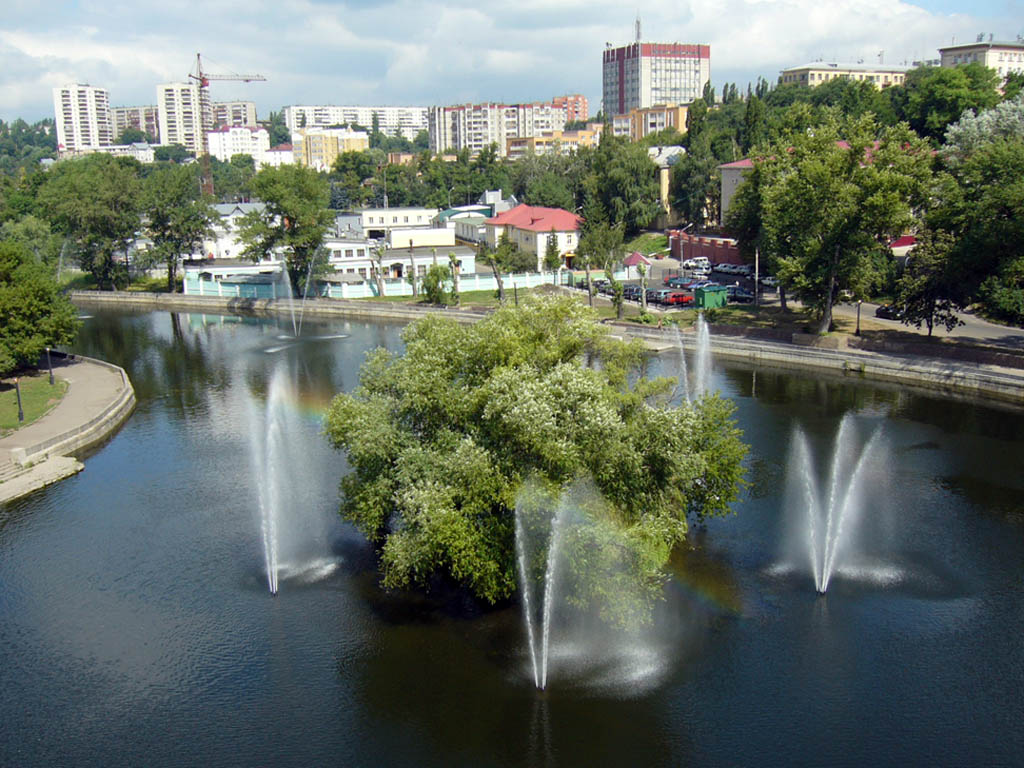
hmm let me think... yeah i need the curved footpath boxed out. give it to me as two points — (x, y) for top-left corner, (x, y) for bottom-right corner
(0, 354), (135, 505)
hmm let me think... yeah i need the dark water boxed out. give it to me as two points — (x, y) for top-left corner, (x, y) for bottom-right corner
(1, 309), (1022, 767)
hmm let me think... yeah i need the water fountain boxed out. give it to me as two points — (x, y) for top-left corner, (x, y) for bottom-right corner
(693, 312), (712, 398)
(785, 415), (885, 593)
(671, 325), (691, 403)
(248, 367), (338, 594)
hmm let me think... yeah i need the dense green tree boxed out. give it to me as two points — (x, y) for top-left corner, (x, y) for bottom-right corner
(749, 114), (932, 333)
(422, 263), (452, 304)
(153, 144), (193, 163)
(36, 154), (142, 289)
(142, 164), (216, 292)
(935, 138), (1024, 323)
(324, 295), (747, 620)
(237, 164), (332, 289)
(0, 118), (56, 176)
(895, 227), (962, 336)
(590, 133), (660, 236)
(543, 229), (562, 274)
(894, 63), (1001, 144)
(0, 214), (63, 271)
(0, 240), (78, 375)
(940, 94), (1024, 166)
(741, 96), (768, 152)
(115, 127), (154, 145)
(524, 171), (574, 210)
(265, 111), (290, 147)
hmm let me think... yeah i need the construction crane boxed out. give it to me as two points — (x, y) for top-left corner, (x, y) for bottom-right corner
(189, 53), (266, 196)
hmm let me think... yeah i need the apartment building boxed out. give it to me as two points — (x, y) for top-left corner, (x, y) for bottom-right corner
(428, 102), (568, 157)
(112, 105), (160, 142)
(207, 126), (270, 163)
(211, 101), (257, 128)
(610, 104), (689, 141)
(939, 39), (1024, 81)
(53, 84), (114, 153)
(282, 105), (428, 141)
(157, 82), (209, 154)
(551, 94), (589, 123)
(779, 62), (912, 88)
(505, 126), (603, 159)
(602, 42), (711, 116)
(292, 127), (369, 171)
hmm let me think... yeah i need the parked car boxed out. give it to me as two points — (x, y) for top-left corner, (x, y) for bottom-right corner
(685, 279), (719, 291)
(623, 284), (643, 300)
(727, 285), (755, 303)
(663, 291), (694, 306)
(713, 263), (733, 273)
(875, 303), (904, 320)
(760, 275), (778, 287)
(735, 265), (753, 277)
(664, 275), (690, 288)
(648, 288), (674, 304)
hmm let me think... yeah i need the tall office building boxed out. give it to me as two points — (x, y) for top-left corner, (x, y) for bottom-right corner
(211, 101), (258, 128)
(602, 41), (710, 116)
(53, 84), (114, 153)
(156, 82), (210, 154)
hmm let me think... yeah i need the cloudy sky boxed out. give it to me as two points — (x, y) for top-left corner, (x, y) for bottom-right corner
(3, 0), (1021, 123)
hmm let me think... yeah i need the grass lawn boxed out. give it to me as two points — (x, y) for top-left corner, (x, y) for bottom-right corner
(625, 232), (670, 256)
(0, 373), (69, 435)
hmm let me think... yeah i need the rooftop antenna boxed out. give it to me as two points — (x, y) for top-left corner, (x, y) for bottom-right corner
(635, 14), (642, 42)
(878, 50), (884, 64)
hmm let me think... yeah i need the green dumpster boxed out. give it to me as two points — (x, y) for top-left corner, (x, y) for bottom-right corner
(696, 284), (728, 309)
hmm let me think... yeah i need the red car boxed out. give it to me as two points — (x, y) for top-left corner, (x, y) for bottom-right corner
(663, 292), (694, 306)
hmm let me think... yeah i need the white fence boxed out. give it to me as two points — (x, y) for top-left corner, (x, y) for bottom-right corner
(185, 269), (630, 300)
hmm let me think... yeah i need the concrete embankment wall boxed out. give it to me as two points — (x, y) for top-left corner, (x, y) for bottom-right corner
(10, 353), (136, 467)
(73, 291), (1023, 407)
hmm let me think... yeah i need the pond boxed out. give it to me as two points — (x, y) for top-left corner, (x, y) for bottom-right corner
(1, 309), (1021, 767)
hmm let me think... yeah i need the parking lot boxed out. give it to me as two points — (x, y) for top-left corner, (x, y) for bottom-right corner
(579, 258), (777, 311)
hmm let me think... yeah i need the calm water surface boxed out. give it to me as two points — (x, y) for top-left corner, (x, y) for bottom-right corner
(1, 309), (1022, 767)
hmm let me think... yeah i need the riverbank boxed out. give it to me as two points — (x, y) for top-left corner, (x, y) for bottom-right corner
(0, 353), (135, 505)
(71, 290), (1024, 407)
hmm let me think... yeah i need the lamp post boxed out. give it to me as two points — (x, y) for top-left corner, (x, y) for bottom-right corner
(15, 377), (24, 423)
(447, 186), (454, 209)
(856, 300), (862, 336)
(46, 347), (54, 385)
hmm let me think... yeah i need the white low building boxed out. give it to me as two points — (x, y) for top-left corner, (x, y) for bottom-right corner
(360, 207), (439, 238)
(484, 204), (582, 271)
(207, 126), (270, 163)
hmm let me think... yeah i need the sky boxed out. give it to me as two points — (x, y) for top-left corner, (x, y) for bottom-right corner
(2, 0), (1021, 123)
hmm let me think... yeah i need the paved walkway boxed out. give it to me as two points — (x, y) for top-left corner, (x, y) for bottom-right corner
(0, 357), (129, 504)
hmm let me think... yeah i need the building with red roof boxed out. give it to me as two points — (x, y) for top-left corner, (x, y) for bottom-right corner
(484, 204), (583, 271)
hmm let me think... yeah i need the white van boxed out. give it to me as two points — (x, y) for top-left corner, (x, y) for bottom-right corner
(682, 257), (710, 270)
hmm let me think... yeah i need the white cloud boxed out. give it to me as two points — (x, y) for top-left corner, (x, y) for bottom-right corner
(0, 0), (1015, 122)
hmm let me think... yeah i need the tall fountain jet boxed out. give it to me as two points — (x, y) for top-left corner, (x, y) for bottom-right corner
(693, 313), (712, 398)
(787, 415), (884, 593)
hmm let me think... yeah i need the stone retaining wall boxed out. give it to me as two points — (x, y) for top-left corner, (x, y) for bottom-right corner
(10, 354), (136, 467)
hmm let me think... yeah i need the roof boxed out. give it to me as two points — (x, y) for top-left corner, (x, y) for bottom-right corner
(890, 235), (917, 249)
(623, 251), (651, 267)
(781, 62), (912, 73)
(939, 40), (1024, 52)
(485, 203), (582, 233)
(720, 158), (754, 169)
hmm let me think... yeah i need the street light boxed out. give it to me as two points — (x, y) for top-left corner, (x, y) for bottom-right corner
(856, 299), (863, 336)
(15, 377), (24, 422)
(447, 186), (454, 209)
(46, 347), (54, 385)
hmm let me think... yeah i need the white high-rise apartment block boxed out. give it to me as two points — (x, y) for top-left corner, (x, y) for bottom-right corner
(282, 105), (428, 141)
(428, 102), (568, 157)
(212, 101), (258, 128)
(207, 126), (270, 162)
(53, 84), (114, 153)
(602, 42), (711, 116)
(157, 82), (210, 154)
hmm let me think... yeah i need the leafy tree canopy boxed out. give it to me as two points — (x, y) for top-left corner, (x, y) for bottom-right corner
(325, 295), (747, 621)
(0, 240), (78, 375)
